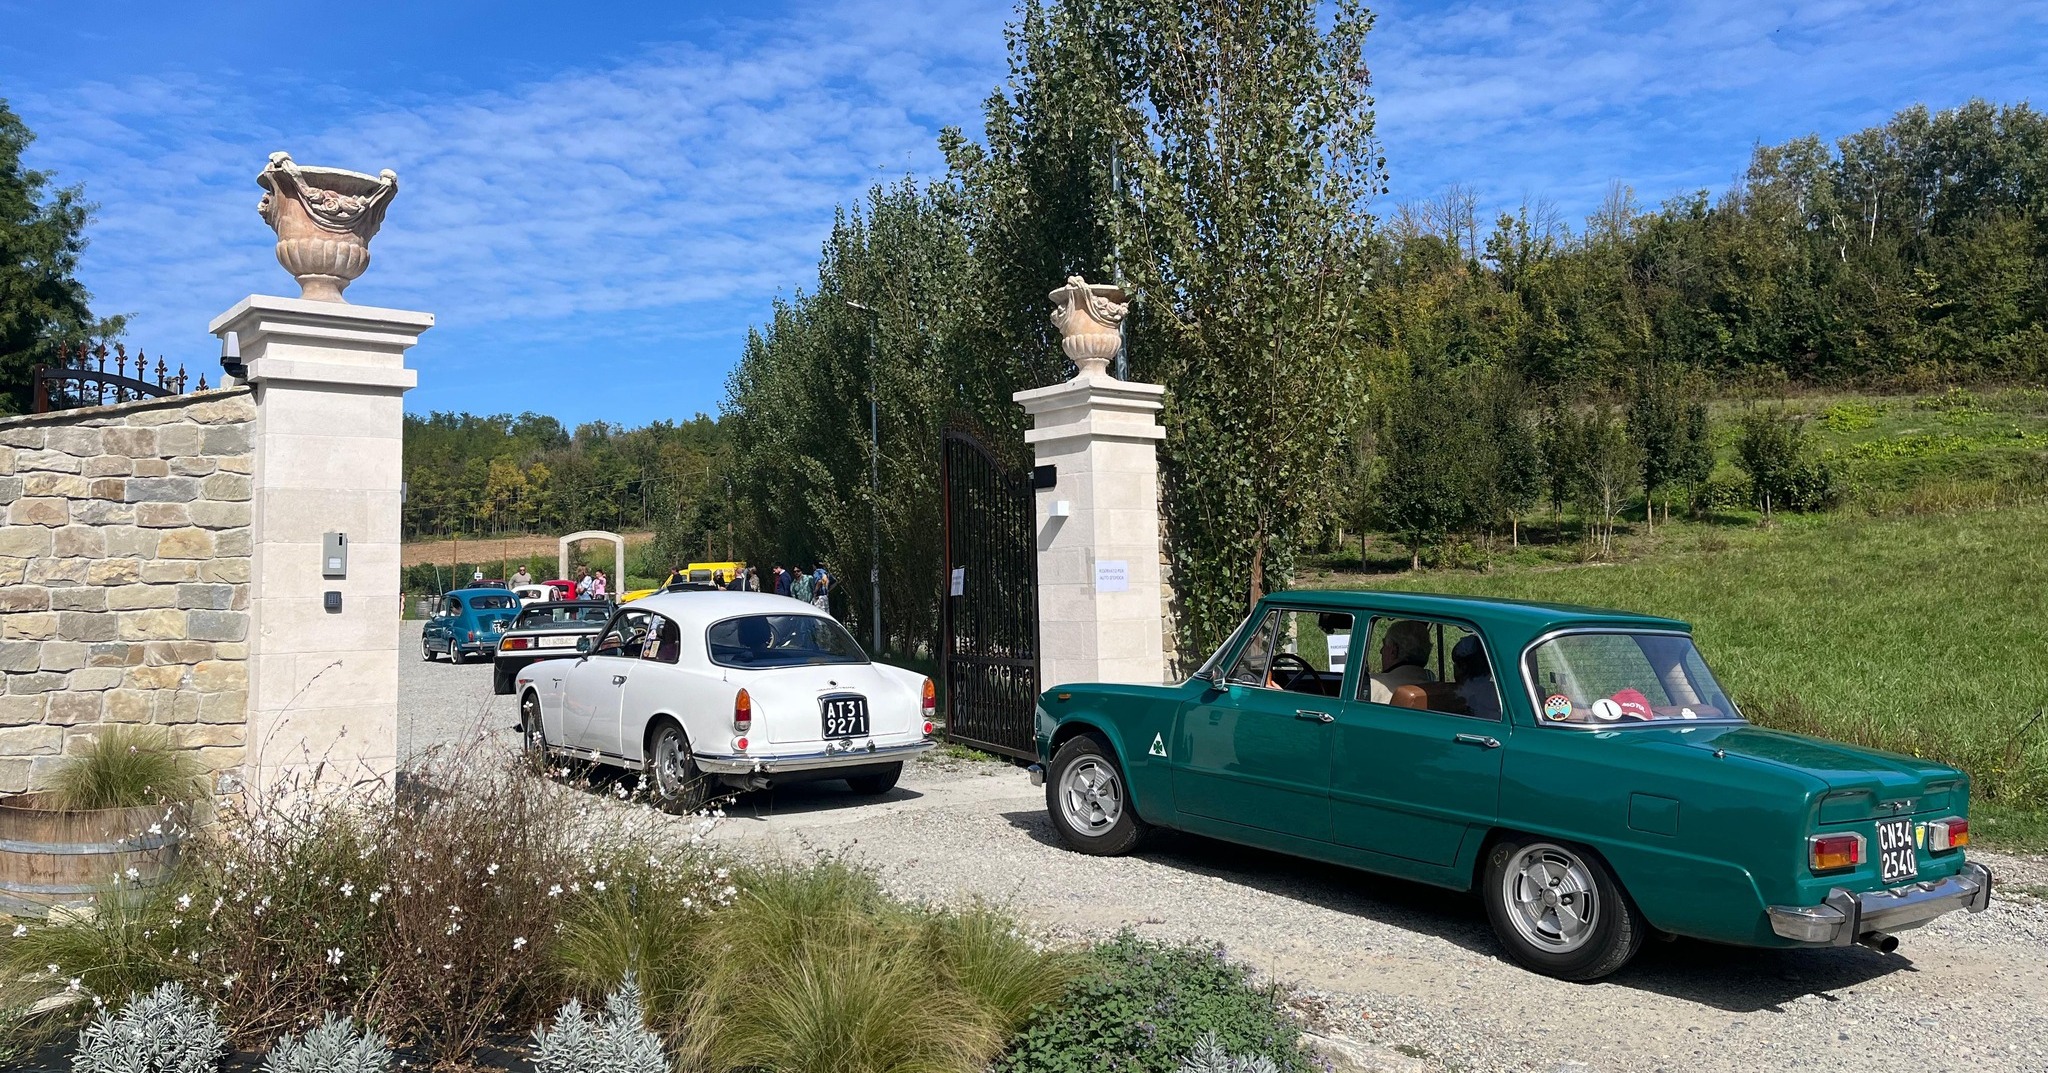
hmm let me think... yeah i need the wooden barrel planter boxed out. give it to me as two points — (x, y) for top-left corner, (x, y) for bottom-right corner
(0, 794), (197, 915)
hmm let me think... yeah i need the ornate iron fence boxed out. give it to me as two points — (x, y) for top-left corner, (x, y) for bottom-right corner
(32, 343), (204, 414)
(939, 427), (1040, 760)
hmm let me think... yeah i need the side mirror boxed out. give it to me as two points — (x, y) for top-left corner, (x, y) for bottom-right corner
(1200, 666), (1227, 690)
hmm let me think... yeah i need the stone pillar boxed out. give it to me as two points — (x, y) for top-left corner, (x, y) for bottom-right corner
(207, 295), (430, 786)
(1013, 374), (1168, 687)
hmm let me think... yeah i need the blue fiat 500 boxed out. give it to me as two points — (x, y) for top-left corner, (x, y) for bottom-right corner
(422, 587), (522, 664)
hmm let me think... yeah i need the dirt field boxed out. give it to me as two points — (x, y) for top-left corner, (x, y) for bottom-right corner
(400, 530), (654, 568)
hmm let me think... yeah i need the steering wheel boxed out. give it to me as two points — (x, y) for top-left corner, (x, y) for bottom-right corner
(1267, 652), (1317, 692)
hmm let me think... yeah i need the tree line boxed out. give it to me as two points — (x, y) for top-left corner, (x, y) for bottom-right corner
(720, 0), (2048, 660)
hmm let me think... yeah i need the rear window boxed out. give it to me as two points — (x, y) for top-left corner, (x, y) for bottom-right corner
(516, 605), (610, 628)
(1524, 631), (1741, 724)
(469, 594), (518, 611)
(707, 614), (867, 668)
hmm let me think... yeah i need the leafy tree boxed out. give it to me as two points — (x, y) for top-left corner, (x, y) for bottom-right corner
(1574, 406), (1641, 555)
(1735, 409), (1835, 515)
(1626, 365), (1714, 526)
(1370, 369), (1479, 567)
(0, 99), (124, 414)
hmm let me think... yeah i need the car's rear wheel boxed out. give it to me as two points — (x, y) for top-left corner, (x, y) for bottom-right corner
(519, 691), (548, 772)
(493, 663), (516, 696)
(422, 636), (436, 662)
(449, 646), (467, 666)
(1482, 836), (1645, 981)
(647, 720), (710, 813)
(1046, 734), (1149, 856)
(846, 762), (901, 796)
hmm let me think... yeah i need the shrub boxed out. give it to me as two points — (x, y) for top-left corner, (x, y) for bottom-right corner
(262, 1013), (393, 1073)
(1179, 1030), (1281, 1073)
(47, 725), (209, 811)
(73, 981), (226, 1073)
(998, 933), (1308, 1073)
(1735, 410), (1836, 513)
(531, 976), (668, 1073)
(1819, 402), (1880, 432)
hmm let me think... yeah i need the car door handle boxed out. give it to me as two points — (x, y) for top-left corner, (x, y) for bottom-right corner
(1454, 733), (1501, 749)
(611, 674), (628, 686)
(1295, 710), (1333, 723)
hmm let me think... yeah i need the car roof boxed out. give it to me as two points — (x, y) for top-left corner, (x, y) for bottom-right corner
(1263, 589), (1690, 634)
(447, 587), (518, 597)
(519, 600), (609, 609)
(630, 590), (830, 630)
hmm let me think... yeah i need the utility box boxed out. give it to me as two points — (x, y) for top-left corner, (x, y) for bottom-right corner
(322, 532), (348, 578)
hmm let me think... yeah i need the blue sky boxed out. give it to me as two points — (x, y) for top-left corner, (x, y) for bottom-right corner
(5, 0), (2045, 426)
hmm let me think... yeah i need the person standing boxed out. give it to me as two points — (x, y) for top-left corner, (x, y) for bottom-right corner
(591, 570), (609, 600)
(774, 565), (790, 597)
(745, 566), (761, 591)
(791, 567), (814, 605)
(811, 566), (832, 614)
(664, 563), (688, 588)
(574, 567), (593, 600)
(511, 565), (532, 588)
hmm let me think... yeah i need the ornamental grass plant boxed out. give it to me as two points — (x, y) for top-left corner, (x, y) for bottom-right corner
(44, 725), (210, 812)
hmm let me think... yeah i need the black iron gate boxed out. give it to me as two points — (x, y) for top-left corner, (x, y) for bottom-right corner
(939, 428), (1039, 760)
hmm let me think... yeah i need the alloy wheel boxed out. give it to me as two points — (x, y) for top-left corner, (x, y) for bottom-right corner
(1502, 842), (1600, 954)
(1058, 756), (1123, 836)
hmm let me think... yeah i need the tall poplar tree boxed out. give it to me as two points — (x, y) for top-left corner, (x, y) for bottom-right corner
(0, 100), (122, 414)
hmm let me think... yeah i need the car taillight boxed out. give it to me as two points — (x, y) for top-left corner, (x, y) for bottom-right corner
(733, 688), (752, 734)
(734, 736), (749, 751)
(1809, 832), (1864, 873)
(467, 630), (477, 643)
(1927, 817), (1969, 852)
(500, 637), (528, 651)
(921, 677), (937, 715)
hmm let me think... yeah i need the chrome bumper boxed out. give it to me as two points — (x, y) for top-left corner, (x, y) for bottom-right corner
(1767, 862), (1992, 945)
(1028, 763), (1045, 787)
(693, 740), (933, 775)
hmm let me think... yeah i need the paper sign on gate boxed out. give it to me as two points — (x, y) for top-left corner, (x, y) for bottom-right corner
(949, 567), (966, 596)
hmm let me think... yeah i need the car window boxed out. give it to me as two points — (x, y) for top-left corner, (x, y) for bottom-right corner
(446, 597), (462, 615)
(469, 594), (518, 610)
(707, 614), (867, 668)
(640, 614), (681, 664)
(593, 609), (653, 658)
(1225, 608), (1352, 696)
(1526, 631), (1741, 724)
(1357, 617), (1499, 719)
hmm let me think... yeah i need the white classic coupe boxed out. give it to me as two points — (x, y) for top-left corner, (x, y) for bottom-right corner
(514, 591), (936, 809)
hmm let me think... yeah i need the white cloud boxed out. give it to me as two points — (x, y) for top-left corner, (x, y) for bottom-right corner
(13, 0), (1008, 416)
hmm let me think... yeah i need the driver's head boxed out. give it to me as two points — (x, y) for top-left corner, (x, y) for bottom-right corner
(1381, 620), (1430, 670)
(735, 616), (772, 651)
(1451, 634), (1488, 680)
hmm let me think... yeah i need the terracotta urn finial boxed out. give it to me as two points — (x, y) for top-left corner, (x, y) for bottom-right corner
(1048, 274), (1130, 378)
(256, 152), (399, 302)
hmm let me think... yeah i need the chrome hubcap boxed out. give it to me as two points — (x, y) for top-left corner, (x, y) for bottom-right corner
(521, 698), (542, 755)
(655, 732), (687, 794)
(1504, 844), (1598, 953)
(1059, 757), (1123, 836)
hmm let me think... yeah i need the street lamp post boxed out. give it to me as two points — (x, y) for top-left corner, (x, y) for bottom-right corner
(846, 300), (883, 655)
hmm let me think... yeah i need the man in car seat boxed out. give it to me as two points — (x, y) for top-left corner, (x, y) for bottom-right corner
(735, 616), (774, 661)
(1451, 634), (1501, 719)
(1368, 619), (1436, 704)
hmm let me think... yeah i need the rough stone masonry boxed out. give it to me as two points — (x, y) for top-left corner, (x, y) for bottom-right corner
(0, 388), (255, 793)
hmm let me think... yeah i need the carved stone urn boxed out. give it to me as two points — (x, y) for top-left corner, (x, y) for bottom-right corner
(1048, 275), (1130, 378)
(256, 152), (398, 302)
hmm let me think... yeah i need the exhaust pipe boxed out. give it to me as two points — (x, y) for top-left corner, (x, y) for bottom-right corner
(1856, 931), (1899, 954)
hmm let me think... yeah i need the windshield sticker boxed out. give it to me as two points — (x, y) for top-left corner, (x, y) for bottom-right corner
(1590, 698), (1624, 721)
(1542, 695), (1573, 721)
(1679, 707), (1699, 719)
(1612, 688), (1654, 720)
(1148, 733), (1168, 757)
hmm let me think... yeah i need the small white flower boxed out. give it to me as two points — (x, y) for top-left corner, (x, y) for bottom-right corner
(148, 823), (163, 836)
(66, 978), (81, 992)
(326, 948), (344, 966)
(340, 881), (355, 897)
(486, 863), (499, 876)
(512, 936), (527, 950)
(11, 924), (25, 938)
(592, 880), (606, 892)
(368, 890), (383, 905)
(547, 884), (562, 898)
(123, 867), (140, 882)
(176, 893), (192, 911)
(188, 950), (199, 964)
(222, 973), (239, 989)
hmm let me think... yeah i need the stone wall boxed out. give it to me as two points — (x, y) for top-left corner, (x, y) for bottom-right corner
(0, 388), (255, 793)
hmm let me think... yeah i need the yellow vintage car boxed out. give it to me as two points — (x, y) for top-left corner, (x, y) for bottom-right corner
(619, 561), (744, 603)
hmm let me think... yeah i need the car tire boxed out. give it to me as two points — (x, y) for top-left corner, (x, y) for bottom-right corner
(1482, 836), (1646, 981)
(846, 763), (902, 796)
(422, 637), (437, 662)
(646, 719), (711, 813)
(449, 646), (466, 666)
(493, 664), (515, 696)
(519, 691), (548, 772)
(1045, 733), (1149, 856)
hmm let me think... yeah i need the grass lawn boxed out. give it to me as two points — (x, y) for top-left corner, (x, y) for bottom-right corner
(1304, 505), (2048, 840)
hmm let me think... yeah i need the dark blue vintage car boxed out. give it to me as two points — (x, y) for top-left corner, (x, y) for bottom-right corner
(421, 587), (522, 664)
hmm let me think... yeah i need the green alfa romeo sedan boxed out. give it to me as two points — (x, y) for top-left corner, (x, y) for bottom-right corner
(1029, 591), (1992, 980)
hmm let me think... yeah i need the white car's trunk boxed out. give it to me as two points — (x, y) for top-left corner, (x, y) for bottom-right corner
(735, 663), (923, 748)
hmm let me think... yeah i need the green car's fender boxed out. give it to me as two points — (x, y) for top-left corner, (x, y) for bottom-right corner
(1035, 682), (1191, 829)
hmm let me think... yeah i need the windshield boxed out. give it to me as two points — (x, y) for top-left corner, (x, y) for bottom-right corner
(516, 605), (610, 629)
(469, 594), (518, 611)
(1524, 631), (1741, 724)
(707, 614), (868, 668)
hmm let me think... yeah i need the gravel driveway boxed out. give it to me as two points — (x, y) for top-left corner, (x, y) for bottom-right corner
(398, 621), (2048, 1072)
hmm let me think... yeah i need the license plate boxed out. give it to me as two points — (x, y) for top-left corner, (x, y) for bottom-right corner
(1877, 818), (1919, 883)
(820, 695), (870, 738)
(540, 636), (576, 648)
